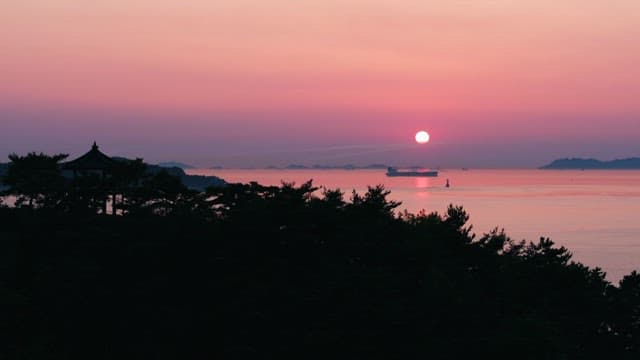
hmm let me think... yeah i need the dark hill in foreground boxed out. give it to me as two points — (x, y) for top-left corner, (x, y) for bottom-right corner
(541, 157), (640, 169)
(3, 152), (640, 358)
(3, 180), (640, 358)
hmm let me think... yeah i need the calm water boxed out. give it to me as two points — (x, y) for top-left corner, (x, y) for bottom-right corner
(189, 168), (640, 282)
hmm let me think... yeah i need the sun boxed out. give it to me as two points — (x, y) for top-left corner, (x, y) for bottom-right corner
(415, 130), (430, 144)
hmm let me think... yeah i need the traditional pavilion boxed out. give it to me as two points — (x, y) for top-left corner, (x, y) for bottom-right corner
(62, 142), (118, 214)
(62, 142), (116, 178)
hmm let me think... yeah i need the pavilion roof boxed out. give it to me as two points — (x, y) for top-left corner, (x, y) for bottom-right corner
(62, 142), (116, 171)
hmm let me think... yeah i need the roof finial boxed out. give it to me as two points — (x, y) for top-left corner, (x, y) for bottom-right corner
(92, 141), (98, 151)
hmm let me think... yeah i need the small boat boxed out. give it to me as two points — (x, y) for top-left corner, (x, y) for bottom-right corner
(386, 167), (438, 177)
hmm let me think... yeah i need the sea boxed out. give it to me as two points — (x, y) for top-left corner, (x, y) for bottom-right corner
(189, 168), (640, 283)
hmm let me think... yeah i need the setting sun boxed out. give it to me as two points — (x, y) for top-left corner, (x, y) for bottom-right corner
(415, 131), (430, 144)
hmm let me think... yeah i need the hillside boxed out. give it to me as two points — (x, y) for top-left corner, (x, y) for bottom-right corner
(156, 161), (195, 169)
(115, 157), (226, 190)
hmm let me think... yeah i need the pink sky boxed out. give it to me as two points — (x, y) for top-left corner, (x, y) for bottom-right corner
(2, 0), (640, 167)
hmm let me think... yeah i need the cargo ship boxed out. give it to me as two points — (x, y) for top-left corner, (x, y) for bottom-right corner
(385, 167), (438, 177)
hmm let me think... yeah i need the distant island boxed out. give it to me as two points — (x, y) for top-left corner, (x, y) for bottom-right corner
(274, 164), (391, 170)
(285, 164), (308, 169)
(541, 157), (640, 169)
(156, 161), (195, 169)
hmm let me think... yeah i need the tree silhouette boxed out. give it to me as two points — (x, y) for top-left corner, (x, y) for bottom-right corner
(110, 158), (148, 214)
(611, 271), (640, 351)
(4, 155), (640, 358)
(350, 184), (401, 217)
(137, 170), (188, 215)
(4, 152), (68, 208)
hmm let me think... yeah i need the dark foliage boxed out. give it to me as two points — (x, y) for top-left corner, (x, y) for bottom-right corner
(3, 152), (69, 208)
(2, 157), (640, 358)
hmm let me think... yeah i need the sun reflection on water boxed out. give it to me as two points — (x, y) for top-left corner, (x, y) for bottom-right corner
(415, 177), (430, 188)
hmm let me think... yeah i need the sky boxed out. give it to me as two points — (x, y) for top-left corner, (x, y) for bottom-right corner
(2, 0), (640, 168)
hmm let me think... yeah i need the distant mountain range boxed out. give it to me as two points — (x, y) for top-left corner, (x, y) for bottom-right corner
(541, 157), (640, 169)
(276, 164), (390, 170)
